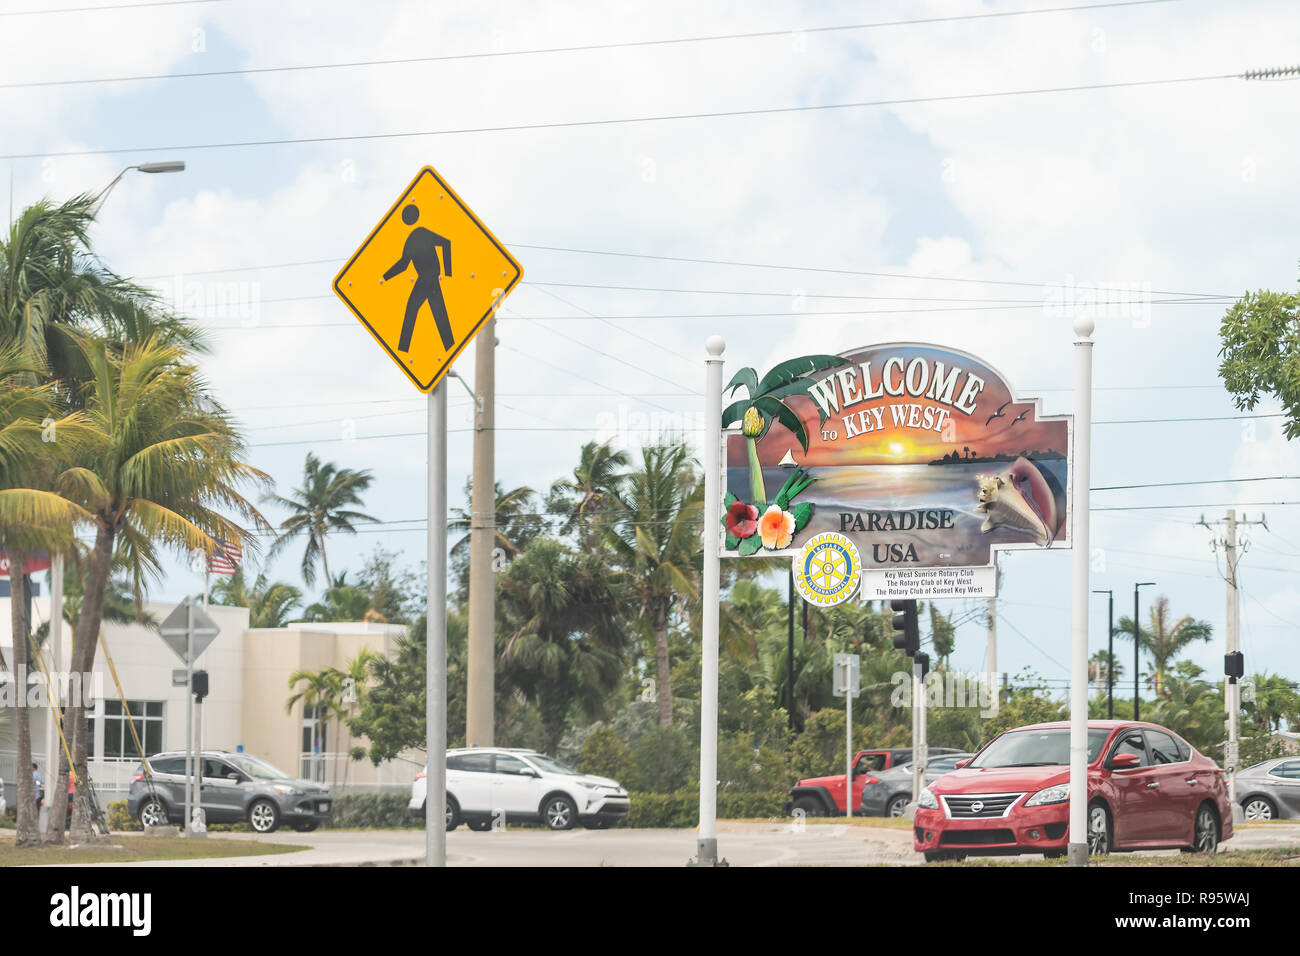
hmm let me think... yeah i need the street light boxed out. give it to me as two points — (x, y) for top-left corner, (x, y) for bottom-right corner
(92, 160), (186, 211)
(1133, 582), (1156, 720)
(1092, 589), (1114, 718)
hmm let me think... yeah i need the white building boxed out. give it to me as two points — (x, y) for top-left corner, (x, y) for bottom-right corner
(0, 596), (421, 811)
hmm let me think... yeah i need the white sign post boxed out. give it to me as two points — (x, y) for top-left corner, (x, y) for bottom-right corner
(1067, 315), (1095, 866)
(833, 653), (860, 818)
(692, 336), (726, 866)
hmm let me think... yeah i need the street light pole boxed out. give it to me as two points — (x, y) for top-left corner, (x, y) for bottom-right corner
(1066, 314), (1094, 868)
(1092, 590), (1113, 718)
(1134, 582), (1155, 720)
(92, 161), (186, 213)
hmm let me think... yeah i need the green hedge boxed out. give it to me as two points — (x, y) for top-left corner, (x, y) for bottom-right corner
(625, 791), (786, 828)
(328, 792), (415, 829)
(101, 791), (788, 833)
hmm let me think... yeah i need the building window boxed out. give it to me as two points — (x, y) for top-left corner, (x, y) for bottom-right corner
(88, 700), (164, 760)
(300, 705), (328, 782)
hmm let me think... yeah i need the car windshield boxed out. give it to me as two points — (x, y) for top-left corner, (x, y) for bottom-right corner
(522, 754), (578, 775)
(226, 754), (292, 780)
(969, 729), (1110, 768)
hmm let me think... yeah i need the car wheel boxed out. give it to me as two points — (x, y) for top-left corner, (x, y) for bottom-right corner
(468, 819), (492, 832)
(1242, 796), (1276, 821)
(137, 797), (168, 829)
(1192, 804), (1220, 853)
(542, 795), (577, 831)
(791, 796), (825, 817)
(249, 799), (280, 834)
(445, 796), (461, 832)
(291, 821), (319, 833)
(886, 795), (909, 818)
(1087, 801), (1112, 856)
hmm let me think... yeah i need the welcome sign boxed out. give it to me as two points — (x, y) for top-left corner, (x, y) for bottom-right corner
(720, 343), (1072, 598)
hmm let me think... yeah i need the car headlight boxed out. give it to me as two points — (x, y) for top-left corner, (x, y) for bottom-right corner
(1025, 783), (1069, 806)
(582, 781), (616, 792)
(917, 788), (938, 810)
(272, 784), (303, 796)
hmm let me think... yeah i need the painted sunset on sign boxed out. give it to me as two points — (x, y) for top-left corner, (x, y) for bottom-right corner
(722, 343), (1071, 568)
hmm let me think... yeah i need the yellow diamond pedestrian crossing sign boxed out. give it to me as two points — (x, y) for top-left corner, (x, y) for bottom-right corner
(333, 166), (523, 392)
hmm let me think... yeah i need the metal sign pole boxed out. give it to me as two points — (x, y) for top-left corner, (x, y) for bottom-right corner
(1067, 315), (1095, 867)
(426, 381), (448, 867)
(844, 659), (853, 819)
(184, 597), (194, 837)
(912, 659), (922, 802)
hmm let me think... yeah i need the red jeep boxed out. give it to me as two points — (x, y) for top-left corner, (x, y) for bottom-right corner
(785, 747), (962, 816)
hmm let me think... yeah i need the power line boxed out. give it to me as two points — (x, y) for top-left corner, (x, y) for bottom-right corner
(0, 0), (224, 16)
(1093, 501), (1300, 512)
(1, 0), (1182, 88)
(1091, 475), (1300, 491)
(0, 70), (1246, 163)
(137, 253), (1231, 301)
(1093, 413), (1282, 424)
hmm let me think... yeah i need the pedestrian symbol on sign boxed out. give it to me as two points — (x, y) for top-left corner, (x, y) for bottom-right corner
(384, 204), (454, 352)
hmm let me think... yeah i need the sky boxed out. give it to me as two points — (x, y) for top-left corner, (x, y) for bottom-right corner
(4, 0), (1299, 696)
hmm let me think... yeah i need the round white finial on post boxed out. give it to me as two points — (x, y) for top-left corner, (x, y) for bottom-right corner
(706, 335), (726, 357)
(1073, 316), (1095, 339)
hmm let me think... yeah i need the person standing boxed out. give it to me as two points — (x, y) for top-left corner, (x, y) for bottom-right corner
(32, 763), (44, 811)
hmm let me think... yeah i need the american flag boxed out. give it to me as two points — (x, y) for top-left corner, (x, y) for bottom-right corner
(208, 538), (242, 575)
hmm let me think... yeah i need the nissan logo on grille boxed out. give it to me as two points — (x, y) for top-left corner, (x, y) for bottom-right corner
(970, 801), (984, 814)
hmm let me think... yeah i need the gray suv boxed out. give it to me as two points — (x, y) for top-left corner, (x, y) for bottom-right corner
(127, 751), (332, 834)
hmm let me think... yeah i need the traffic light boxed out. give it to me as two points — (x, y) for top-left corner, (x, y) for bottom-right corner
(1224, 651), (1244, 681)
(915, 652), (931, 679)
(192, 670), (209, 701)
(890, 599), (920, 657)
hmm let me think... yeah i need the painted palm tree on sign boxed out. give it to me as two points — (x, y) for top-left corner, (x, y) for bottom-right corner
(721, 354), (849, 507)
(1114, 596), (1213, 699)
(265, 454), (377, 589)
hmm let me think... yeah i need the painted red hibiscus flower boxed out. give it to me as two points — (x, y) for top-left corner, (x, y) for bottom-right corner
(725, 501), (759, 539)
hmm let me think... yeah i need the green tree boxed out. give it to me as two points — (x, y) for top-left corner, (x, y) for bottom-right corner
(208, 566), (302, 628)
(1114, 595), (1212, 699)
(55, 333), (265, 843)
(302, 572), (373, 622)
(355, 546), (420, 624)
(265, 453), (376, 588)
(497, 537), (629, 753)
(286, 667), (339, 783)
(624, 725), (694, 793)
(604, 442), (702, 726)
(548, 440), (628, 546)
(1218, 283), (1300, 439)
(1245, 673), (1300, 733)
(979, 672), (1068, 745)
(577, 725), (632, 783)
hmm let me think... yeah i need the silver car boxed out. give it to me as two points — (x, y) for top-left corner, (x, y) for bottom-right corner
(860, 753), (973, 817)
(126, 751), (332, 834)
(1236, 756), (1300, 820)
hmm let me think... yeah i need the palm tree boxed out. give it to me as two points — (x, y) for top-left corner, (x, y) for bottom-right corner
(265, 454), (376, 588)
(604, 442), (702, 726)
(497, 537), (628, 753)
(1114, 596), (1212, 698)
(0, 343), (91, 847)
(721, 355), (848, 507)
(549, 441), (629, 544)
(208, 566), (303, 628)
(1088, 650), (1122, 693)
(302, 572), (372, 622)
(330, 648), (380, 790)
(52, 332), (266, 843)
(286, 668), (339, 784)
(448, 481), (538, 560)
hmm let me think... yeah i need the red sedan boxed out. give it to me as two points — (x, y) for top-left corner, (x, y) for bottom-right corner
(913, 720), (1232, 862)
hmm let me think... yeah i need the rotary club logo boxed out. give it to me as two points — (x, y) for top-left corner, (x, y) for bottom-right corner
(793, 533), (862, 607)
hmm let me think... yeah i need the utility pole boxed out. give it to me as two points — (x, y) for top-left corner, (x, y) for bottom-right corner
(465, 317), (496, 747)
(1092, 590), (1113, 718)
(1198, 509), (1265, 804)
(985, 594), (998, 718)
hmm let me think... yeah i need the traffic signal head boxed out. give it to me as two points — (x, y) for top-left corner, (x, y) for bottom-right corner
(1224, 651), (1244, 681)
(889, 599), (920, 656)
(916, 652), (931, 679)
(192, 670), (209, 701)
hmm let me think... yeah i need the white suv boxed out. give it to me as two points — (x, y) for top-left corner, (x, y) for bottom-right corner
(409, 748), (630, 831)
